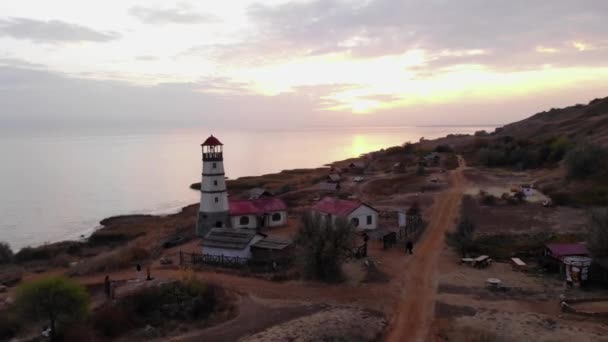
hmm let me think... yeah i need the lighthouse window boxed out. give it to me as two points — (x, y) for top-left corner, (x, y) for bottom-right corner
(213, 180), (218, 186)
(272, 213), (282, 222)
(240, 216), (250, 225)
(214, 197), (219, 203)
(212, 162), (217, 169)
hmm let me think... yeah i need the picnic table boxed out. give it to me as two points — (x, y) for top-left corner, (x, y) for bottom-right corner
(511, 257), (527, 270)
(473, 255), (492, 268)
(460, 257), (475, 265)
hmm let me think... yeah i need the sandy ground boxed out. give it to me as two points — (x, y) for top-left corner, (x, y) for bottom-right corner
(385, 156), (467, 342)
(242, 308), (386, 342)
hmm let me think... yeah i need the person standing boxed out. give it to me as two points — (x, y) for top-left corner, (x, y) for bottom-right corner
(406, 240), (414, 255)
(136, 263), (142, 281)
(104, 275), (111, 299)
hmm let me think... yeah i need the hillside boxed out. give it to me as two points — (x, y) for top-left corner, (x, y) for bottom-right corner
(496, 96), (608, 145)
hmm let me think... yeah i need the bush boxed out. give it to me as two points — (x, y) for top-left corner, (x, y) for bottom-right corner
(0, 242), (13, 264)
(565, 143), (608, 179)
(295, 212), (354, 282)
(14, 246), (52, 262)
(68, 245), (150, 276)
(16, 276), (89, 341)
(434, 144), (454, 153)
(480, 194), (496, 206)
(92, 305), (133, 337)
(587, 208), (608, 258)
(446, 217), (475, 257)
(0, 309), (22, 340)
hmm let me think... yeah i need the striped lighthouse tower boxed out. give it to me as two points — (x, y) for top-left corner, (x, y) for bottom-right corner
(196, 135), (230, 236)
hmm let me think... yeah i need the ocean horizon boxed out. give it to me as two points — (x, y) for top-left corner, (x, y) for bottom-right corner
(0, 125), (494, 250)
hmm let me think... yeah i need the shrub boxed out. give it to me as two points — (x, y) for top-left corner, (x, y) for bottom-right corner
(434, 144), (454, 153)
(295, 212), (354, 282)
(480, 194), (496, 206)
(68, 245), (149, 276)
(587, 208), (608, 258)
(92, 305), (133, 337)
(14, 246), (52, 262)
(416, 165), (425, 176)
(16, 276), (89, 341)
(565, 143), (608, 179)
(0, 309), (22, 340)
(445, 217), (475, 257)
(0, 242), (13, 264)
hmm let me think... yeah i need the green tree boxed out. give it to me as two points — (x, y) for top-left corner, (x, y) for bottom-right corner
(16, 276), (89, 341)
(588, 208), (608, 257)
(0, 241), (13, 264)
(445, 217), (476, 257)
(565, 143), (608, 179)
(295, 212), (354, 282)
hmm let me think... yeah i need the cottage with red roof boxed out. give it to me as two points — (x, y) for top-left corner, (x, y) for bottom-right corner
(312, 197), (378, 231)
(230, 197), (288, 229)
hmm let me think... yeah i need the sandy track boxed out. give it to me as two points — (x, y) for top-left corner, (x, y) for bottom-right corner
(385, 157), (466, 342)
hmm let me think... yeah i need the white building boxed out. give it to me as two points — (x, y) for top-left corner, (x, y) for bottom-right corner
(230, 198), (288, 229)
(196, 135), (230, 236)
(202, 228), (265, 260)
(312, 197), (379, 231)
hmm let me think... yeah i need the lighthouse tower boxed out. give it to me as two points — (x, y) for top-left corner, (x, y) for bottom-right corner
(196, 135), (230, 236)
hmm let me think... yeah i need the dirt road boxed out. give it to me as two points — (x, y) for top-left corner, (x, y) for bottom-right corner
(385, 156), (467, 342)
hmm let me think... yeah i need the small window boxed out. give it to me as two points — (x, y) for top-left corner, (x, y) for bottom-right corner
(215, 221), (222, 228)
(213, 180), (218, 186)
(214, 197), (219, 203)
(351, 217), (360, 227)
(367, 215), (373, 225)
(240, 216), (250, 225)
(212, 162), (217, 169)
(272, 213), (282, 222)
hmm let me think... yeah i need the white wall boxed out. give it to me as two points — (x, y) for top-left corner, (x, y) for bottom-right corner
(200, 192), (229, 213)
(312, 205), (377, 231)
(266, 211), (287, 228)
(203, 160), (225, 175)
(231, 215), (257, 229)
(348, 205), (378, 231)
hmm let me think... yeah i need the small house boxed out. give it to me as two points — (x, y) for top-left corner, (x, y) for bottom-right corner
(312, 197), (379, 231)
(327, 174), (341, 183)
(545, 243), (590, 261)
(544, 243), (591, 276)
(202, 228), (265, 260)
(249, 187), (273, 200)
(230, 197), (288, 229)
(250, 236), (294, 262)
(318, 182), (340, 191)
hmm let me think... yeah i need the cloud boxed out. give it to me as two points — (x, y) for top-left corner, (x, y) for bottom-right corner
(217, 0), (608, 71)
(135, 55), (159, 61)
(0, 17), (120, 43)
(129, 5), (220, 25)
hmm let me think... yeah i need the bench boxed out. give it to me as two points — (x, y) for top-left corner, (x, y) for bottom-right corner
(511, 257), (527, 270)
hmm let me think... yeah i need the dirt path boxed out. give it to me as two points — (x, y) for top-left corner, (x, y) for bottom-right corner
(385, 156), (467, 342)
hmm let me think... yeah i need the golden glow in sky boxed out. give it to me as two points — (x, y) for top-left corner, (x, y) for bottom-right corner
(0, 0), (607, 126)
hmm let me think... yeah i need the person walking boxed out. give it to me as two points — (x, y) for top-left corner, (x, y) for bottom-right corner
(104, 275), (111, 299)
(406, 240), (414, 255)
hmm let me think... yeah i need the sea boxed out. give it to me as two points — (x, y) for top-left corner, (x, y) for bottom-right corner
(0, 125), (494, 250)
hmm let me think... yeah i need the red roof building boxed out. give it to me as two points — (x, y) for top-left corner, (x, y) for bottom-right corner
(311, 197), (379, 230)
(229, 197), (287, 216)
(545, 243), (590, 259)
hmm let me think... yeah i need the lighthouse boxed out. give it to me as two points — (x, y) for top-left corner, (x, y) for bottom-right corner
(196, 135), (230, 236)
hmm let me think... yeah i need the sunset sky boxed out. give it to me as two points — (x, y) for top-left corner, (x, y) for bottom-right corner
(1, 0), (607, 129)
